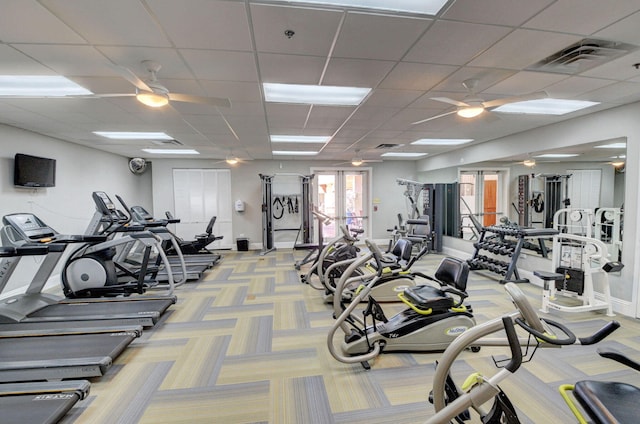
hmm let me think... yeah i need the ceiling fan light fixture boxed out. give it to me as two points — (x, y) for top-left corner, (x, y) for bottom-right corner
(351, 158), (363, 166)
(226, 156), (239, 165)
(457, 106), (484, 118)
(611, 161), (625, 168)
(523, 159), (536, 167)
(136, 91), (169, 107)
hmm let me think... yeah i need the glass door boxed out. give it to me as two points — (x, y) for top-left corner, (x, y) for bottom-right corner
(314, 169), (370, 240)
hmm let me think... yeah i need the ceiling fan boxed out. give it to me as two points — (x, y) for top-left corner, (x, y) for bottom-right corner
(333, 149), (383, 166)
(412, 79), (546, 125)
(111, 60), (231, 108)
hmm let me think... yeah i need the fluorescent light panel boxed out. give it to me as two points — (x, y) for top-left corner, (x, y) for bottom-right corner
(381, 152), (427, 158)
(94, 131), (173, 140)
(259, 0), (449, 15)
(0, 75), (92, 96)
(595, 142), (626, 149)
(263, 83), (371, 106)
(273, 151), (318, 156)
(493, 99), (599, 115)
(271, 135), (331, 143)
(142, 148), (199, 155)
(534, 153), (579, 158)
(411, 138), (473, 146)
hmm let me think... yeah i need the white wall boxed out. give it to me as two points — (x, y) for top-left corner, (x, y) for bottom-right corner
(0, 124), (152, 293)
(150, 158), (417, 249)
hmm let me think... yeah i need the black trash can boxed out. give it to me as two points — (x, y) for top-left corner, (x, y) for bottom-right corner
(236, 237), (249, 251)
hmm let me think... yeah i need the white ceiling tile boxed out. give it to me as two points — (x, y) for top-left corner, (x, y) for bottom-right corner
(147, 0), (252, 50)
(0, 45), (53, 74)
(258, 53), (325, 84)
(181, 50), (258, 81)
(524, 0), (640, 35)
(379, 63), (458, 90)
(544, 76), (615, 98)
(333, 12), (431, 61)
(322, 58), (395, 87)
(12, 45), (114, 77)
(42, 0), (171, 47)
(405, 21), (513, 65)
(250, 4), (343, 55)
(0, 0), (85, 43)
(594, 10), (640, 45)
(364, 89), (423, 108)
(581, 50), (640, 80)
(486, 71), (568, 95)
(443, 0), (555, 26)
(198, 81), (262, 102)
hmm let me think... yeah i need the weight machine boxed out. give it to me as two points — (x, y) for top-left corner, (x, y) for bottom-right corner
(260, 173), (314, 255)
(395, 178), (450, 252)
(535, 233), (622, 317)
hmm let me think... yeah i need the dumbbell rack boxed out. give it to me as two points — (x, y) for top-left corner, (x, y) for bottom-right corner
(468, 225), (558, 284)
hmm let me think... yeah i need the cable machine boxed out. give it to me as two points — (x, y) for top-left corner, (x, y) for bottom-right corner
(517, 173), (571, 228)
(260, 173), (314, 255)
(395, 178), (446, 252)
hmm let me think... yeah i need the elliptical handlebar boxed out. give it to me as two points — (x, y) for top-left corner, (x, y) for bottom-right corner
(365, 239), (385, 277)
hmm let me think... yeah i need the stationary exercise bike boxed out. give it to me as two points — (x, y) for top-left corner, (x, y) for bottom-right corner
(317, 228), (430, 304)
(327, 239), (475, 369)
(426, 282), (619, 424)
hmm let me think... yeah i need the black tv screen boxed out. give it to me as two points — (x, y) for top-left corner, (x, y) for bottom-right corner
(14, 153), (56, 188)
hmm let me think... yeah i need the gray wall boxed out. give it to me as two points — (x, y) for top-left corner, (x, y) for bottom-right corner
(150, 158), (417, 247)
(0, 124), (152, 293)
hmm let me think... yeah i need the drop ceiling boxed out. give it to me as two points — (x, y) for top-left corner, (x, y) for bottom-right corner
(1, 0), (640, 164)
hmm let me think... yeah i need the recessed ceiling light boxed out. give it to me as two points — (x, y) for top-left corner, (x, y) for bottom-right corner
(94, 131), (173, 140)
(534, 153), (580, 158)
(493, 99), (599, 115)
(142, 149), (199, 155)
(272, 151), (319, 156)
(271, 135), (332, 143)
(411, 138), (473, 146)
(263, 83), (371, 106)
(0, 75), (92, 96)
(258, 0), (449, 15)
(595, 142), (626, 149)
(380, 152), (427, 158)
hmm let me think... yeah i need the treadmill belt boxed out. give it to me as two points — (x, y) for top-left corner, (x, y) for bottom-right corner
(0, 392), (80, 424)
(0, 333), (133, 363)
(28, 298), (174, 318)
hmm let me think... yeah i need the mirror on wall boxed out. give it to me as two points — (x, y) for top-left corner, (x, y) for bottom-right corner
(442, 138), (626, 257)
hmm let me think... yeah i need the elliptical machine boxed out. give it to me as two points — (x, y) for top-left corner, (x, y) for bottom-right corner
(327, 239), (475, 369)
(61, 192), (175, 297)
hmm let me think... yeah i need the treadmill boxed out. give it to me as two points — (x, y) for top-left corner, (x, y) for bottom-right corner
(0, 245), (144, 336)
(0, 380), (90, 424)
(0, 213), (176, 328)
(0, 246), (139, 383)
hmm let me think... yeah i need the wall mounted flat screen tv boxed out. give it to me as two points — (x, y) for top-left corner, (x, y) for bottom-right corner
(14, 153), (57, 188)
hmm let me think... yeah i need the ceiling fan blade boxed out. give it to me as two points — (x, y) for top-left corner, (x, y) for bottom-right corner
(109, 63), (152, 92)
(431, 97), (469, 107)
(411, 110), (457, 125)
(168, 93), (231, 108)
(483, 91), (547, 108)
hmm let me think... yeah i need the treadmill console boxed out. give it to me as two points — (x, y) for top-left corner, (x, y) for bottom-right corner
(92, 191), (127, 222)
(2, 213), (57, 240)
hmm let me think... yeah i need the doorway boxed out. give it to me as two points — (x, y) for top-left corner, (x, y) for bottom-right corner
(312, 168), (370, 240)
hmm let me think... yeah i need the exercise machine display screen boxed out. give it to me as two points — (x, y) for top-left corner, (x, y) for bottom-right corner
(2, 213), (57, 240)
